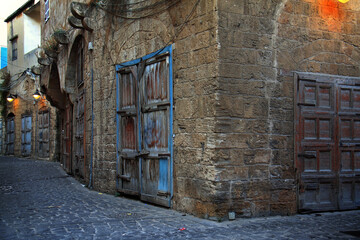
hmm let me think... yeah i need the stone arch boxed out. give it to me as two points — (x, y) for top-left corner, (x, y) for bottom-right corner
(113, 16), (175, 63)
(65, 34), (84, 95)
(43, 62), (67, 110)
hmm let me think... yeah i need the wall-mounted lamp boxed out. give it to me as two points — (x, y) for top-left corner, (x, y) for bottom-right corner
(338, 0), (349, 3)
(33, 90), (41, 100)
(7, 94), (17, 103)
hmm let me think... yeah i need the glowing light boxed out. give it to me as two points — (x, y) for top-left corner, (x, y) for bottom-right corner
(7, 94), (17, 103)
(338, 0), (349, 3)
(33, 90), (41, 100)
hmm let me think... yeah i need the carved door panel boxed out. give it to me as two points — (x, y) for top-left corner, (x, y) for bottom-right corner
(338, 85), (360, 209)
(296, 73), (360, 212)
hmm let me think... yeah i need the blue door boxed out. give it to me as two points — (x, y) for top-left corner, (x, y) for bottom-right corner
(116, 47), (173, 207)
(21, 115), (31, 156)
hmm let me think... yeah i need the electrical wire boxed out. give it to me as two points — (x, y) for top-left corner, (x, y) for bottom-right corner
(96, 0), (180, 19)
(97, 0), (151, 7)
(97, 0), (178, 13)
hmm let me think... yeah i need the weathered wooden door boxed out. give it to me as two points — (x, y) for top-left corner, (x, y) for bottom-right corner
(295, 73), (360, 212)
(117, 66), (140, 196)
(75, 91), (86, 177)
(338, 84), (360, 209)
(0, 119), (3, 153)
(117, 51), (173, 207)
(6, 115), (15, 155)
(139, 57), (171, 206)
(21, 115), (32, 156)
(63, 102), (72, 173)
(38, 110), (49, 158)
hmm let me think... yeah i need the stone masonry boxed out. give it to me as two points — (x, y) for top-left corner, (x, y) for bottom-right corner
(39, 0), (360, 219)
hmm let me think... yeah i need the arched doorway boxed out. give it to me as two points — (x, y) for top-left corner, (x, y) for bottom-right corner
(65, 35), (86, 180)
(44, 63), (73, 172)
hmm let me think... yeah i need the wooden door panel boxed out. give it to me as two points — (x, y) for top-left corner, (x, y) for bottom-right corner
(120, 158), (140, 195)
(63, 103), (72, 173)
(139, 56), (171, 207)
(21, 116), (31, 156)
(142, 111), (169, 151)
(301, 180), (337, 211)
(296, 74), (360, 212)
(117, 66), (140, 196)
(141, 157), (170, 206)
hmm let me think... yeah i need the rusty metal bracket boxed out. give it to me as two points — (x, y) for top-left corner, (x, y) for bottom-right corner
(137, 150), (150, 158)
(117, 174), (131, 182)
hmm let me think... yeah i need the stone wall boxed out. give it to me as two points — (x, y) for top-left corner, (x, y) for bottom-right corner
(40, 0), (222, 216)
(6, 75), (57, 161)
(217, 0), (360, 217)
(39, 0), (360, 219)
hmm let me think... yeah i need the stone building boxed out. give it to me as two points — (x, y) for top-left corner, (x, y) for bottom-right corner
(4, 0), (58, 161)
(40, 0), (360, 219)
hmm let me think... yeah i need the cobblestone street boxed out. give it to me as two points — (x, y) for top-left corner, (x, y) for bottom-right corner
(0, 156), (359, 240)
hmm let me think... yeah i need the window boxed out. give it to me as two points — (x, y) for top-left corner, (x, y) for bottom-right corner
(11, 39), (17, 61)
(45, 0), (50, 22)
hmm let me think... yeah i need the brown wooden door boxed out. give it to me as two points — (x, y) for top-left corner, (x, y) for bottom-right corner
(63, 102), (72, 173)
(295, 73), (360, 212)
(75, 90), (86, 178)
(338, 85), (360, 209)
(38, 110), (50, 158)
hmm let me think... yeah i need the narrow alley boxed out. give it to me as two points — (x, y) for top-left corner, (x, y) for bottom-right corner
(0, 156), (359, 239)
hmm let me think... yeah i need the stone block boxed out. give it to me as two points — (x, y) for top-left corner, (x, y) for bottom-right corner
(270, 202), (297, 216)
(216, 94), (244, 117)
(248, 166), (269, 179)
(216, 166), (249, 181)
(251, 201), (270, 217)
(244, 149), (271, 165)
(244, 97), (268, 119)
(218, 0), (245, 14)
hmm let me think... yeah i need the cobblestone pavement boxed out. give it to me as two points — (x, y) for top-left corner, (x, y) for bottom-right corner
(0, 156), (359, 240)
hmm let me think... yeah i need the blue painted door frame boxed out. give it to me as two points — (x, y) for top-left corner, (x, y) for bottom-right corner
(116, 45), (173, 207)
